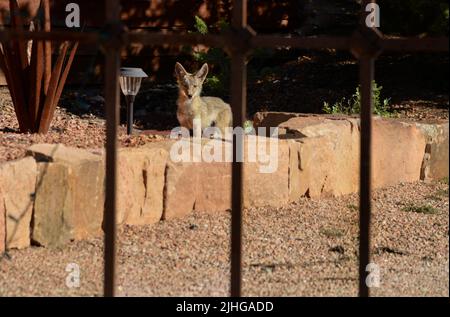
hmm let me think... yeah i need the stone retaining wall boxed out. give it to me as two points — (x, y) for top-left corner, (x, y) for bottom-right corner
(0, 114), (448, 251)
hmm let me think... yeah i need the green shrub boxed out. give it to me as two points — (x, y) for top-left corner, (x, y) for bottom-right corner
(323, 81), (392, 117)
(188, 16), (230, 97)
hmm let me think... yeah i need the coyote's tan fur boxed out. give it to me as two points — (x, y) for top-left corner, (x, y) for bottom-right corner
(175, 62), (232, 136)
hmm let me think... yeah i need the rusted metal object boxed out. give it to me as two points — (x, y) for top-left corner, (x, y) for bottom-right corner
(0, 29), (447, 53)
(358, 56), (374, 297)
(229, 0), (249, 298)
(43, 0), (51, 93)
(0, 29), (100, 43)
(350, 26), (383, 59)
(28, 32), (44, 130)
(38, 41), (80, 133)
(103, 0), (122, 298)
(53, 42), (79, 114)
(355, 0), (377, 298)
(38, 41), (68, 133)
(230, 52), (247, 298)
(9, 0), (28, 71)
(0, 0), (79, 134)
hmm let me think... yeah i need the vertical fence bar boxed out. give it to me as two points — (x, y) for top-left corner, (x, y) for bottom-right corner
(103, 0), (121, 297)
(230, 53), (246, 297)
(358, 0), (376, 298)
(358, 56), (374, 298)
(230, 0), (247, 297)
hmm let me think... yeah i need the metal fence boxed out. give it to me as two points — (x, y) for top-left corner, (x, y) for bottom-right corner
(0, 0), (448, 297)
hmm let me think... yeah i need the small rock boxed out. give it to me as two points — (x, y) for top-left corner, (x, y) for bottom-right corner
(329, 246), (345, 254)
(189, 224), (198, 230)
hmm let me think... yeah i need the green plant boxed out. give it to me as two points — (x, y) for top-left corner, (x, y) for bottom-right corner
(244, 120), (254, 134)
(0, 0), (79, 133)
(323, 81), (392, 117)
(193, 15), (208, 35)
(188, 16), (230, 97)
(402, 204), (438, 215)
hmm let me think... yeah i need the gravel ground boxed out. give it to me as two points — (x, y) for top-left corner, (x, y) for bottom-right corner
(0, 180), (448, 297)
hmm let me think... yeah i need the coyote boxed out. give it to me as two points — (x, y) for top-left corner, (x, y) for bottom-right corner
(175, 62), (232, 136)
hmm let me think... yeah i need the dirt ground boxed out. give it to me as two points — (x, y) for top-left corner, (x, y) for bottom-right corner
(0, 180), (447, 297)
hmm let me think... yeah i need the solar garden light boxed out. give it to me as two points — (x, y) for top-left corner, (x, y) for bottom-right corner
(119, 67), (148, 135)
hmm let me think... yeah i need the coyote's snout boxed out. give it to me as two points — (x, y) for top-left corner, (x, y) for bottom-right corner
(175, 62), (232, 136)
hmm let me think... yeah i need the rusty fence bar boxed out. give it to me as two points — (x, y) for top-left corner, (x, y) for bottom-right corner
(230, 0), (248, 297)
(0, 30), (448, 53)
(230, 48), (246, 298)
(357, 0), (375, 298)
(0, 29), (100, 43)
(103, 0), (122, 298)
(0, 0), (448, 298)
(358, 55), (375, 297)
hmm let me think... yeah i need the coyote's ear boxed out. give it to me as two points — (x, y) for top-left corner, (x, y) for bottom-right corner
(175, 62), (188, 79)
(196, 63), (208, 82)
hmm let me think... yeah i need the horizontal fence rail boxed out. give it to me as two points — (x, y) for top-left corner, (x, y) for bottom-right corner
(1, 29), (448, 51)
(0, 0), (448, 297)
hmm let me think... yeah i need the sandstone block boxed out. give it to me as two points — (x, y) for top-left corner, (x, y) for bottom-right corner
(415, 122), (449, 181)
(117, 147), (168, 225)
(0, 157), (37, 249)
(372, 119), (426, 188)
(28, 144), (104, 247)
(0, 192), (4, 253)
(243, 136), (290, 207)
(281, 117), (360, 198)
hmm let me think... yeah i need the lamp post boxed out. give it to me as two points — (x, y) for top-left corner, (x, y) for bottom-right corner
(119, 67), (148, 135)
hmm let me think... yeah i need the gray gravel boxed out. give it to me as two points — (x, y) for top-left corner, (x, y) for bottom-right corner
(0, 180), (448, 297)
